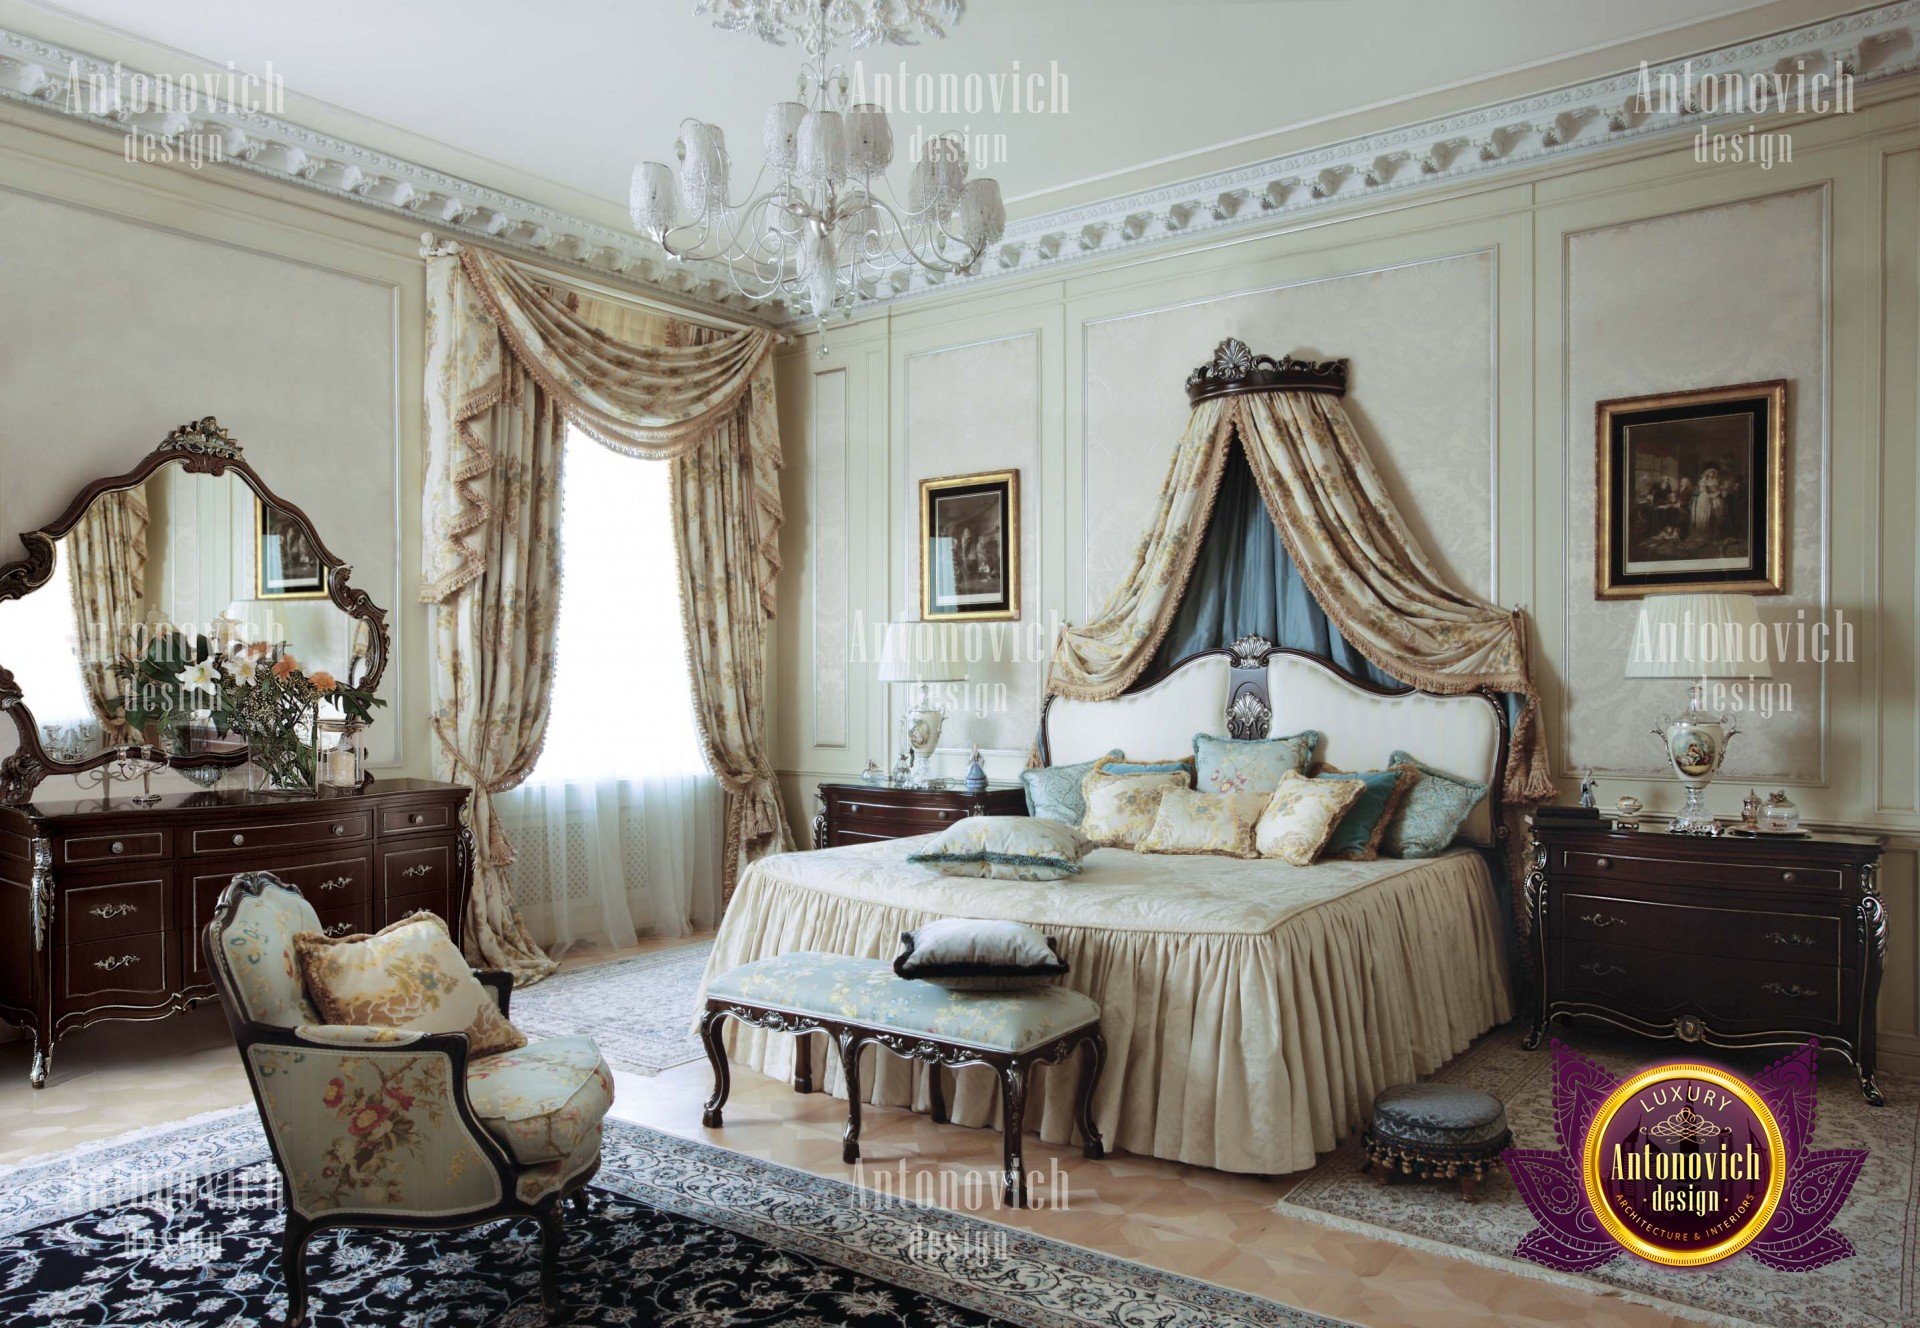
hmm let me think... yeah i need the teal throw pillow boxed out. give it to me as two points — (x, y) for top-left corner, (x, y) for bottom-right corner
(1021, 749), (1123, 825)
(1381, 750), (1488, 858)
(1315, 767), (1415, 860)
(1193, 731), (1321, 796)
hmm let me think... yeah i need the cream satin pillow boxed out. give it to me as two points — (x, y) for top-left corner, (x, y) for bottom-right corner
(1079, 766), (1192, 849)
(1254, 770), (1366, 865)
(1138, 788), (1266, 858)
(294, 913), (526, 1057)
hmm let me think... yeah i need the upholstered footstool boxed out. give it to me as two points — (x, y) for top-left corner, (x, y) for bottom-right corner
(699, 951), (1106, 1207)
(1362, 1083), (1511, 1201)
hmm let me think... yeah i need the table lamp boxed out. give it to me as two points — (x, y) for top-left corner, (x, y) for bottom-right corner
(877, 620), (968, 786)
(1623, 592), (1772, 833)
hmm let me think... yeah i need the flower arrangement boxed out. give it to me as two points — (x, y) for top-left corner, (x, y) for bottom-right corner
(113, 630), (383, 792)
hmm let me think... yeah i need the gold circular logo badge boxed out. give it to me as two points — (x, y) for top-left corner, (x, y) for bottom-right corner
(1581, 1062), (1786, 1267)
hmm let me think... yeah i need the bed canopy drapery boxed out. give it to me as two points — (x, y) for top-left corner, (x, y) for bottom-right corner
(1048, 338), (1555, 807)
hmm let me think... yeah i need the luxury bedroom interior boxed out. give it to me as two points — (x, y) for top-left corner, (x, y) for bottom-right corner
(0, 1), (1916, 1325)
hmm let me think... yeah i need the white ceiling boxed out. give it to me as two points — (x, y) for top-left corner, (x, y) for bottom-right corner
(13, 0), (1792, 216)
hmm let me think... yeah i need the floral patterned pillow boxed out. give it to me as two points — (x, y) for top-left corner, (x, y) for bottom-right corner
(1381, 750), (1489, 857)
(1021, 749), (1123, 825)
(907, 816), (1091, 881)
(294, 913), (526, 1057)
(1079, 766), (1192, 849)
(1254, 770), (1366, 865)
(1193, 731), (1321, 796)
(1137, 788), (1266, 858)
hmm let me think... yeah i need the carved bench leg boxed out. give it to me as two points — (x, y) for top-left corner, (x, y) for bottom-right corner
(928, 1061), (948, 1124)
(1075, 1029), (1107, 1160)
(838, 1030), (865, 1164)
(794, 1030), (815, 1094)
(699, 1008), (730, 1128)
(999, 1058), (1031, 1208)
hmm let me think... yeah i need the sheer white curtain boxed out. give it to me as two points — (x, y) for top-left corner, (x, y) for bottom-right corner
(497, 429), (724, 957)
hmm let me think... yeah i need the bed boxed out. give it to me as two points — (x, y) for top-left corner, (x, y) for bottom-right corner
(701, 640), (1514, 1175)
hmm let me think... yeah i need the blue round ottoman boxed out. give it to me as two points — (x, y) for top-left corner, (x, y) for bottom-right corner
(1362, 1082), (1511, 1201)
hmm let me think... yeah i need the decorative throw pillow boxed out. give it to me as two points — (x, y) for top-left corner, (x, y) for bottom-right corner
(907, 816), (1090, 881)
(1315, 766), (1419, 861)
(1095, 754), (1198, 780)
(1381, 750), (1489, 858)
(894, 918), (1069, 991)
(1137, 788), (1266, 858)
(1021, 749), (1123, 825)
(1193, 730), (1321, 796)
(294, 913), (526, 1057)
(1254, 770), (1366, 865)
(1079, 766), (1192, 849)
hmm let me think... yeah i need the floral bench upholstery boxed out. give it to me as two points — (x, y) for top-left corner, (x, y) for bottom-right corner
(700, 951), (1106, 1206)
(205, 871), (611, 1324)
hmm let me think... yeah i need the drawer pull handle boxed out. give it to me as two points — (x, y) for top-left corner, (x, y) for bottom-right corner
(1781, 871), (1797, 884)
(231, 834), (245, 846)
(332, 824), (347, 836)
(409, 813), (425, 825)
(93, 954), (141, 972)
(1761, 981), (1817, 1000)
(315, 876), (352, 892)
(401, 864), (433, 878)
(1594, 857), (1611, 869)
(1578, 912), (1627, 929)
(1577, 961), (1627, 978)
(1762, 930), (1818, 948)
(323, 921), (355, 937)
(89, 903), (138, 920)
(109, 841), (125, 855)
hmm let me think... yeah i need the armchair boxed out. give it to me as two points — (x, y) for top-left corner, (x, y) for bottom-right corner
(204, 872), (610, 1325)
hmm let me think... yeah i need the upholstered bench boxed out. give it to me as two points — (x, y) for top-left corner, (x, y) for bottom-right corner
(1362, 1082), (1511, 1201)
(700, 951), (1106, 1206)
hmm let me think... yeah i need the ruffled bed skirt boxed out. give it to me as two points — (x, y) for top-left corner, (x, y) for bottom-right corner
(701, 850), (1512, 1175)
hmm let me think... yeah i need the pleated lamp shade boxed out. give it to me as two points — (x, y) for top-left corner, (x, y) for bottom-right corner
(1623, 593), (1772, 680)
(876, 621), (967, 684)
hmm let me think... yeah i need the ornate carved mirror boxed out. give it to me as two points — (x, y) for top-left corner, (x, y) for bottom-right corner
(0, 418), (388, 802)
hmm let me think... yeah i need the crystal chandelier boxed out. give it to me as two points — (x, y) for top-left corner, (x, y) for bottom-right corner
(630, 0), (1004, 329)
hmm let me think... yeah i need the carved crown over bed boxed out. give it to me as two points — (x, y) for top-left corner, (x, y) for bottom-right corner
(1038, 636), (1510, 848)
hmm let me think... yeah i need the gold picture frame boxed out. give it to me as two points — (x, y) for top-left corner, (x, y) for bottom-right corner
(920, 469), (1019, 622)
(1595, 380), (1787, 599)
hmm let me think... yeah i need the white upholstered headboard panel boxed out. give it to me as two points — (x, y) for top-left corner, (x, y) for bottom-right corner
(1265, 654), (1501, 845)
(1044, 655), (1232, 765)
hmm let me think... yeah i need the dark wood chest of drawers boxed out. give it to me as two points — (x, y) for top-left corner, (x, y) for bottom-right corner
(1524, 819), (1886, 1103)
(0, 777), (471, 1087)
(813, 780), (1028, 848)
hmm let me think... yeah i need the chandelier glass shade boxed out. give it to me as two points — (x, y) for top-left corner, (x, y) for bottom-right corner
(631, 0), (1004, 324)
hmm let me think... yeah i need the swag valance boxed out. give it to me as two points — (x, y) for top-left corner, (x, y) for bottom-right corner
(1049, 339), (1554, 805)
(421, 238), (792, 981)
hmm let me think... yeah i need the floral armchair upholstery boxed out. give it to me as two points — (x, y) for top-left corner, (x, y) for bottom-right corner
(205, 872), (609, 1325)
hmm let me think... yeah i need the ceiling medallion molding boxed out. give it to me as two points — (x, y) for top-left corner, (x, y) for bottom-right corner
(1, 4), (1917, 326)
(0, 24), (766, 326)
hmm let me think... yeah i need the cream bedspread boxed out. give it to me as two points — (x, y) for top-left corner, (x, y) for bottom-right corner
(700, 836), (1512, 1175)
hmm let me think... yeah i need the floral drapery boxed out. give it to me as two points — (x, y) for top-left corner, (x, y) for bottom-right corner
(1049, 388), (1554, 805)
(422, 238), (790, 976)
(66, 486), (149, 743)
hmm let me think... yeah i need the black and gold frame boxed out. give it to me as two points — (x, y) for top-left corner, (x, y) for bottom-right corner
(257, 496), (330, 599)
(1595, 380), (1787, 599)
(920, 468), (1019, 621)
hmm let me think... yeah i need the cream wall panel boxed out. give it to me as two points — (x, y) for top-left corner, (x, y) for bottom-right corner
(1561, 186), (1829, 784)
(1082, 252), (1498, 613)
(809, 367), (851, 750)
(1879, 148), (1920, 815)
(0, 127), (423, 779)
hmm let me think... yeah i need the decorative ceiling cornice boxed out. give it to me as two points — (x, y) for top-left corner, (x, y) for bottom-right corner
(2, 4), (1918, 327)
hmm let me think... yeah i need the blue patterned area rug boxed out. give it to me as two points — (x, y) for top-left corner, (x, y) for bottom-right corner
(511, 940), (713, 1076)
(0, 1110), (1343, 1327)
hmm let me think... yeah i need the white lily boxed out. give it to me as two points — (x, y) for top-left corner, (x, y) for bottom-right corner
(227, 654), (259, 686)
(180, 660), (220, 693)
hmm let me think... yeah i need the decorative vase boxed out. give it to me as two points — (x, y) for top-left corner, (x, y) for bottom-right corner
(247, 704), (320, 795)
(1652, 681), (1738, 834)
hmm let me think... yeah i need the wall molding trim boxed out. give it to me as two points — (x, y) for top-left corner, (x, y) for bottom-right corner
(3, 6), (1917, 325)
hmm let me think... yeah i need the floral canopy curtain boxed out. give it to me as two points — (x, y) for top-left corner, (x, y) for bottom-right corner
(422, 238), (791, 980)
(1048, 350), (1554, 807)
(67, 486), (149, 743)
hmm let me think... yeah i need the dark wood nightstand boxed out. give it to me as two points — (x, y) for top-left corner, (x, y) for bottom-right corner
(1524, 818), (1887, 1103)
(812, 780), (1027, 849)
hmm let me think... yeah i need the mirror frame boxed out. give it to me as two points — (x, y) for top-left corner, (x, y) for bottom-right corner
(0, 417), (390, 804)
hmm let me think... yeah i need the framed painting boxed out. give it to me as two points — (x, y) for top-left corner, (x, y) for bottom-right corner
(920, 469), (1019, 622)
(256, 498), (330, 600)
(1595, 380), (1786, 599)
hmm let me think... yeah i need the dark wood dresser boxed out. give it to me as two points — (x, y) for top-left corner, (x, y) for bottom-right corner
(1525, 818), (1886, 1102)
(813, 780), (1027, 848)
(0, 777), (471, 1087)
